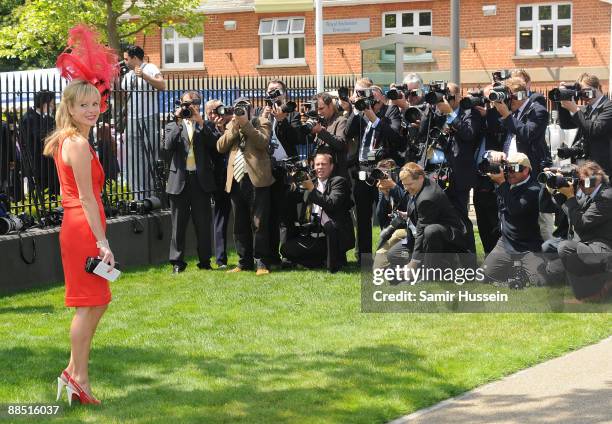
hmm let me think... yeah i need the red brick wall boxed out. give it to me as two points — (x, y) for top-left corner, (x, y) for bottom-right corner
(139, 0), (611, 80)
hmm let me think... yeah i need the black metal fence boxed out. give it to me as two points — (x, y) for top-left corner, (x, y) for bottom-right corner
(0, 72), (357, 221)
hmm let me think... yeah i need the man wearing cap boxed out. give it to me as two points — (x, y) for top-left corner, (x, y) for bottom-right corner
(217, 97), (274, 275)
(483, 152), (546, 286)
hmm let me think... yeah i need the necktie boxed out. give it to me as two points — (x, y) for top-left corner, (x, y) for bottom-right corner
(233, 148), (246, 182)
(185, 120), (196, 170)
(360, 125), (375, 161)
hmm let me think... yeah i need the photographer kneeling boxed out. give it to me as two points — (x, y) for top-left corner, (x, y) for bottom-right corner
(482, 152), (546, 287)
(556, 161), (612, 301)
(280, 152), (354, 273)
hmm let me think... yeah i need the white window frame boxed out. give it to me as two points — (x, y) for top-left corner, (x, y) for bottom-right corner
(516, 3), (572, 56)
(162, 27), (204, 70)
(382, 10), (433, 62)
(259, 17), (306, 65)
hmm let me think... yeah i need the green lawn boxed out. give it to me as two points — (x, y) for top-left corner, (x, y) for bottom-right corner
(0, 241), (610, 423)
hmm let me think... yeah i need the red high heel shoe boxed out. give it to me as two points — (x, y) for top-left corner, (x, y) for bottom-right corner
(65, 376), (101, 406)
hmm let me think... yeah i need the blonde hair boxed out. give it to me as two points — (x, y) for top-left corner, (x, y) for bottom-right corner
(511, 69), (531, 84)
(578, 73), (601, 90)
(43, 80), (100, 157)
(399, 162), (425, 180)
(503, 77), (527, 95)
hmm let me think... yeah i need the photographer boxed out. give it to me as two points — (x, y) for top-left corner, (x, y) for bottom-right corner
(308, 92), (349, 180)
(556, 161), (612, 301)
(255, 79), (305, 265)
(345, 79), (403, 261)
(163, 91), (217, 274)
(217, 97), (273, 275)
(473, 84), (506, 254)
(557, 73), (612, 175)
(482, 153), (545, 286)
(280, 152), (354, 273)
(435, 82), (481, 254)
(490, 77), (549, 176)
(206, 99), (233, 269)
(388, 72), (426, 111)
(397, 162), (470, 276)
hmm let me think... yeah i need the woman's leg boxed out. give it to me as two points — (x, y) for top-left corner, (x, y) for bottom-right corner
(66, 305), (108, 394)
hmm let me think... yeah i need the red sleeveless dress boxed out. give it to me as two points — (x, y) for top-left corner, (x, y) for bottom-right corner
(55, 137), (111, 307)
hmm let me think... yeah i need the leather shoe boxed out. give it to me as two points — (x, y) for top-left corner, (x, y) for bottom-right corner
(197, 262), (212, 270)
(172, 264), (185, 274)
(227, 267), (243, 273)
(256, 267), (270, 276)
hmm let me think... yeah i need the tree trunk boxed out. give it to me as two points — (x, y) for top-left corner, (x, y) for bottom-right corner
(104, 0), (121, 54)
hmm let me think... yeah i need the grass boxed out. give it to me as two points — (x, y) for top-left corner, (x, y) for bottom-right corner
(0, 232), (610, 423)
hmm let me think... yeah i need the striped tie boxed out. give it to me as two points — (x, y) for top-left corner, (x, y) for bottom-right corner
(233, 149), (246, 182)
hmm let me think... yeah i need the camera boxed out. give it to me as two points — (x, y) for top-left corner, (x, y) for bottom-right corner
(301, 116), (322, 134)
(548, 83), (596, 102)
(488, 85), (511, 103)
(214, 104), (234, 116)
(359, 156), (398, 186)
(353, 89), (376, 111)
(386, 84), (408, 101)
(537, 166), (578, 189)
(492, 70), (511, 83)
(118, 60), (130, 76)
(424, 81), (450, 105)
(276, 157), (315, 191)
(0, 212), (35, 235)
(175, 98), (201, 119)
(478, 151), (506, 175)
(377, 209), (407, 250)
(234, 104), (248, 117)
(120, 196), (162, 215)
(265, 89), (297, 113)
(557, 140), (586, 160)
(337, 86), (350, 102)
(460, 89), (488, 109)
(402, 106), (423, 126)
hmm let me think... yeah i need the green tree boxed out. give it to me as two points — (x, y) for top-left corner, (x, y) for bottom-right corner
(0, 0), (202, 70)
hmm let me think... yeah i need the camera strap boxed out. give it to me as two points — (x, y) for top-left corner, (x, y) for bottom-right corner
(18, 231), (36, 265)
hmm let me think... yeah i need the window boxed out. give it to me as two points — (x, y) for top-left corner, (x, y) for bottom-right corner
(517, 3), (572, 55)
(162, 27), (204, 69)
(382, 11), (433, 62)
(259, 17), (305, 65)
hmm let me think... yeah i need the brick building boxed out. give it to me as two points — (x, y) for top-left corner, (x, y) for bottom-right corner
(136, 0), (612, 85)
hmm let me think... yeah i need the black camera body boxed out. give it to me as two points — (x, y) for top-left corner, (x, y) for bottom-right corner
(492, 70), (512, 83)
(119, 196), (162, 215)
(488, 85), (511, 103)
(548, 83), (596, 102)
(276, 157), (314, 191)
(377, 209), (407, 250)
(353, 88), (376, 111)
(215, 104), (234, 116)
(460, 89), (488, 109)
(175, 99), (195, 119)
(424, 81), (450, 105)
(386, 84), (408, 101)
(478, 151), (506, 175)
(557, 140), (586, 160)
(118, 60), (130, 76)
(537, 166), (578, 189)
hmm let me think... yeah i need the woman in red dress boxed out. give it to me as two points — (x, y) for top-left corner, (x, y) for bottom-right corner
(44, 79), (114, 405)
(43, 25), (119, 405)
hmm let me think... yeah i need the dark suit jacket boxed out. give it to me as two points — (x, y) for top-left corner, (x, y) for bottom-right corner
(449, 107), (481, 191)
(561, 183), (612, 247)
(558, 96), (612, 174)
(315, 111), (349, 180)
(163, 119), (217, 195)
(411, 178), (469, 260)
(495, 177), (542, 253)
(345, 104), (403, 166)
(306, 175), (355, 251)
(205, 121), (226, 190)
(501, 98), (550, 175)
(254, 108), (305, 158)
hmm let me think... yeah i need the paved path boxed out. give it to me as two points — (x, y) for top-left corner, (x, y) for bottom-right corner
(389, 336), (612, 424)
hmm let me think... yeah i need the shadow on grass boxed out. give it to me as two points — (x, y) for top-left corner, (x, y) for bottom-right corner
(0, 305), (55, 314)
(0, 344), (466, 424)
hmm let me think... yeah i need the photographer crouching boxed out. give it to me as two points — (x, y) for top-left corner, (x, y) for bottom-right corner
(280, 152), (354, 273)
(556, 73), (612, 174)
(163, 91), (218, 273)
(555, 161), (612, 302)
(482, 152), (546, 287)
(217, 97), (274, 275)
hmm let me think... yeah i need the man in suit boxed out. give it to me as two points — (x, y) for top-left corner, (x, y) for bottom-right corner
(308, 92), (349, 180)
(399, 162), (470, 277)
(163, 91), (217, 274)
(345, 79), (403, 261)
(556, 161), (612, 301)
(488, 77), (550, 177)
(205, 99), (232, 269)
(217, 97), (274, 275)
(482, 153), (545, 287)
(558, 73), (612, 175)
(435, 83), (481, 255)
(280, 152), (354, 273)
(255, 79), (305, 265)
